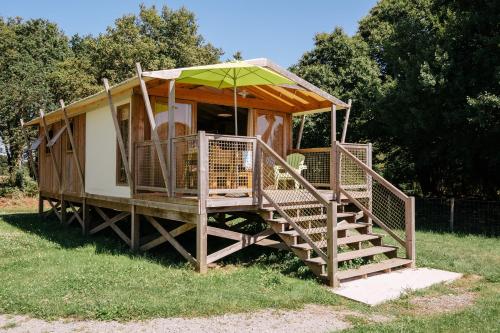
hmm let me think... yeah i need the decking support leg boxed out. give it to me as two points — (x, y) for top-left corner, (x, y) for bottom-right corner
(61, 198), (67, 225)
(38, 194), (44, 216)
(82, 199), (89, 236)
(196, 213), (207, 274)
(131, 205), (140, 251)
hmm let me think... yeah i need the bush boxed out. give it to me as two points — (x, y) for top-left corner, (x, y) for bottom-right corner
(0, 166), (38, 198)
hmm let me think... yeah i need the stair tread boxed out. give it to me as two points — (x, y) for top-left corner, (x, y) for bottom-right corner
(335, 258), (412, 280)
(292, 234), (381, 251)
(336, 222), (371, 231)
(267, 212), (358, 226)
(278, 222), (370, 237)
(306, 246), (398, 265)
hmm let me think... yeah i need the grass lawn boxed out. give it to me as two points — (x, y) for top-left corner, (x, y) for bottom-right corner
(0, 202), (499, 332)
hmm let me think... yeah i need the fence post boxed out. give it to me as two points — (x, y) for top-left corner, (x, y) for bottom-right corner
(405, 197), (416, 268)
(449, 197), (455, 232)
(253, 136), (262, 208)
(327, 200), (339, 287)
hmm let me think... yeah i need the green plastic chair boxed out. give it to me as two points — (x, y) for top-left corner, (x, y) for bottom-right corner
(274, 153), (307, 189)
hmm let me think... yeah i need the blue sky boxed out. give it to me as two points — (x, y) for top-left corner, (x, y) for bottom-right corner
(1, 1), (377, 68)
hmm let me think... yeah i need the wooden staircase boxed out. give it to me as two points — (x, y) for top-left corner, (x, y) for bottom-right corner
(260, 204), (412, 284)
(255, 137), (415, 287)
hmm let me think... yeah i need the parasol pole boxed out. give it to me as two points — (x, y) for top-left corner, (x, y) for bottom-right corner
(233, 68), (238, 136)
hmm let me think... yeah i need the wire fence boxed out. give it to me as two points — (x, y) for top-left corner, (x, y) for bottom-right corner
(416, 197), (500, 236)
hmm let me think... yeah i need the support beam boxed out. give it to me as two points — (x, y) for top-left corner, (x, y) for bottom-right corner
(61, 199), (67, 224)
(140, 223), (195, 251)
(327, 200), (339, 288)
(206, 226), (285, 249)
(131, 205), (140, 251)
(196, 213), (208, 273)
(90, 208), (130, 235)
(144, 216), (197, 265)
(60, 100), (85, 194)
(167, 79), (175, 197)
(135, 63), (169, 193)
(340, 99), (352, 143)
(40, 109), (62, 191)
(82, 199), (90, 236)
(206, 228), (275, 264)
(38, 195), (44, 215)
(46, 199), (62, 222)
(103, 79), (133, 196)
(296, 115), (306, 149)
(330, 104), (337, 192)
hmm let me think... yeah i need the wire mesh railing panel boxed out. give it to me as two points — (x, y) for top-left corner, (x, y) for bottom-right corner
(292, 149), (330, 187)
(135, 141), (168, 192)
(260, 143), (328, 258)
(173, 135), (198, 194)
(341, 144), (370, 189)
(338, 144), (408, 242)
(207, 137), (255, 193)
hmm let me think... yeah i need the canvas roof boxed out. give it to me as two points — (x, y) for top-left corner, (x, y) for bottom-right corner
(25, 58), (348, 126)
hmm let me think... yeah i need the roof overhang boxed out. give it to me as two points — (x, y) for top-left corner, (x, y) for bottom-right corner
(25, 58), (348, 127)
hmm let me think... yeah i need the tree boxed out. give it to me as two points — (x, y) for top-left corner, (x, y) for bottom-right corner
(0, 4), (223, 177)
(290, 28), (384, 148)
(73, 5), (223, 85)
(358, 0), (500, 198)
(0, 18), (71, 174)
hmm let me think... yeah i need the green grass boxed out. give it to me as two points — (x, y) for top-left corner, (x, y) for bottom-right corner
(0, 205), (499, 331)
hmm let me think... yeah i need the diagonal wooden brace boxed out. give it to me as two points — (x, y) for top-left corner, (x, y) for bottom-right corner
(206, 228), (276, 264)
(144, 216), (197, 265)
(140, 223), (195, 251)
(206, 226), (285, 249)
(90, 207), (131, 247)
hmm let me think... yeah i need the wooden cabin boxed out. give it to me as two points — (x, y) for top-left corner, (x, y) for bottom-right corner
(23, 58), (415, 287)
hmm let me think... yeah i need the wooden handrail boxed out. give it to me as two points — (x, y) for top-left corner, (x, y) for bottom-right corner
(337, 143), (410, 203)
(256, 138), (329, 206)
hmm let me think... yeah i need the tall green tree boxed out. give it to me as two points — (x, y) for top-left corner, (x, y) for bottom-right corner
(0, 18), (71, 173)
(358, 0), (500, 198)
(291, 27), (384, 148)
(0, 4), (223, 177)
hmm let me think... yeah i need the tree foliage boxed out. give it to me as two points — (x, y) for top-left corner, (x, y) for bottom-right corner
(294, 0), (499, 199)
(0, 5), (223, 175)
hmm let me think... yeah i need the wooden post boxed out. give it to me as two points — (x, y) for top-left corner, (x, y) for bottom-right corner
(135, 63), (170, 193)
(167, 79), (176, 197)
(327, 200), (339, 287)
(330, 104), (337, 196)
(40, 109), (63, 191)
(196, 131), (208, 273)
(449, 197), (455, 232)
(82, 199), (90, 236)
(60, 100), (85, 194)
(340, 99), (352, 143)
(405, 197), (416, 268)
(131, 205), (140, 251)
(19, 119), (38, 183)
(296, 115), (306, 149)
(196, 213), (208, 273)
(61, 197), (67, 225)
(103, 79), (133, 196)
(38, 194), (44, 215)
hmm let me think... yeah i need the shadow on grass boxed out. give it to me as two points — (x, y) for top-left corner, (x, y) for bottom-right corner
(1, 211), (318, 281)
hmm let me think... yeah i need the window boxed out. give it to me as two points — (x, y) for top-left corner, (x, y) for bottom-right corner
(66, 121), (74, 152)
(45, 129), (53, 154)
(153, 99), (193, 139)
(116, 104), (130, 185)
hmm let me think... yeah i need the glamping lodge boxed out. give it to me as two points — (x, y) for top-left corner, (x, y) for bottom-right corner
(22, 58), (415, 287)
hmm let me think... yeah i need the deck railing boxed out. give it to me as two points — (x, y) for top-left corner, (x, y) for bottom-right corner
(134, 140), (169, 192)
(335, 142), (415, 265)
(290, 143), (371, 189)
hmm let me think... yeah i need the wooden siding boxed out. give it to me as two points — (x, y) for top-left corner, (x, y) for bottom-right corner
(39, 114), (85, 194)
